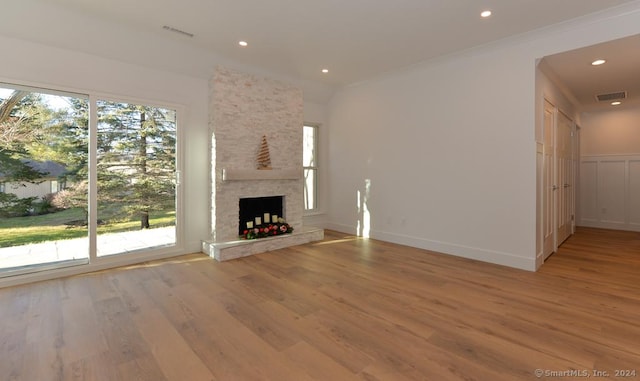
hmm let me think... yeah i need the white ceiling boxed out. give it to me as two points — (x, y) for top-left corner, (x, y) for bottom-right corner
(541, 33), (640, 112)
(1, 0), (639, 107)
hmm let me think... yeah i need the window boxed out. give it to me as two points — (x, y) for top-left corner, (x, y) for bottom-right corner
(96, 99), (177, 256)
(0, 83), (89, 274)
(0, 182), (4, 193)
(303, 124), (318, 211)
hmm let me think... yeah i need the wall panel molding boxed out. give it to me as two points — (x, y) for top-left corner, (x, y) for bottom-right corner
(579, 154), (640, 232)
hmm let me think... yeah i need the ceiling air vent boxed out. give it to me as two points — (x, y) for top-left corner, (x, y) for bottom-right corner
(595, 91), (627, 102)
(162, 25), (194, 38)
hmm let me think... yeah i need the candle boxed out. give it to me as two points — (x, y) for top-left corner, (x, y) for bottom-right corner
(246, 221), (253, 229)
(272, 214), (278, 222)
(263, 213), (270, 223)
(255, 217), (262, 226)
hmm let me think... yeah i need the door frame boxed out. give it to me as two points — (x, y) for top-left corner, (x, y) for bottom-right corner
(539, 97), (576, 264)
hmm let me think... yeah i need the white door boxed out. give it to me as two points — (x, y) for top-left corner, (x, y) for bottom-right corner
(556, 111), (573, 245)
(542, 100), (555, 258)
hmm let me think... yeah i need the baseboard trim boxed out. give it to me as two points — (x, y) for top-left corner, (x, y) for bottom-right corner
(325, 222), (535, 271)
(578, 220), (640, 232)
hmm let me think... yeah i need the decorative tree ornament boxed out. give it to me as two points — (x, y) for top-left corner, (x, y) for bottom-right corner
(256, 135), (272, 170)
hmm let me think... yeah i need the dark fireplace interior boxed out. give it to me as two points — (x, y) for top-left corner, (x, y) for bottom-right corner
(239, 196), (284, 234)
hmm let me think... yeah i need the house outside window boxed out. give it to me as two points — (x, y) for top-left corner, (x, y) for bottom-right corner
(303, 124), (318, 212)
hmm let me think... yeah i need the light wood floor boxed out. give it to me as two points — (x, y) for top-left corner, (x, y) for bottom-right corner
(1, 228), (639, 381)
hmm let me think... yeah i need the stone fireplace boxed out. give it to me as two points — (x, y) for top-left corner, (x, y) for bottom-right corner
(202, 67), (323, 261)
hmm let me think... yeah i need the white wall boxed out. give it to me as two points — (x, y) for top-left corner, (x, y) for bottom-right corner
(327, 46), (536, 270)
(325, 5), (640, 271)
(578, 108), (640, 231)
(581, 108), (640, 156)
(0, 35), (210, 254)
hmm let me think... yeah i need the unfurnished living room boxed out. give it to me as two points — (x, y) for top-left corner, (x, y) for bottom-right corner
(1, 1), (639, 380)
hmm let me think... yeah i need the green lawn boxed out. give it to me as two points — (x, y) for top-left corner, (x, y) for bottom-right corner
(0, 208), (175, 248)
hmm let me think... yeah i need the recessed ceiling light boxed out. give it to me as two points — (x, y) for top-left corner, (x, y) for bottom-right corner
(591, 59), (606, 66)
(480, 10), (492, 18)
(611, 101), (622, 106)
(238, 41), (248, 47)
(321, 69), (329, 73)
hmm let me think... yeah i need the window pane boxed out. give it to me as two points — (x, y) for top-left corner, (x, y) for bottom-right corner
(0, 85), (89, 275)
(303, 168), (317, 210)
(96, 100), (177, 256)
(303, 125), (316, 167)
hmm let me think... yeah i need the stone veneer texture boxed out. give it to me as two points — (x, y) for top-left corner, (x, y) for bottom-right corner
(210, 66), (304, 242)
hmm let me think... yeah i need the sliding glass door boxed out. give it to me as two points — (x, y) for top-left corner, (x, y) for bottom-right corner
(1, 83), (179, 277)
(96, 100), (177, 256)
(0, 84), (89, 274)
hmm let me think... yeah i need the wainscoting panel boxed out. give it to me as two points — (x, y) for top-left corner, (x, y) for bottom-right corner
(579, 155), (640, 232)
(630, 160), (640, 229)
(579, 161), (598, 222)
(598, 161), (626, 224)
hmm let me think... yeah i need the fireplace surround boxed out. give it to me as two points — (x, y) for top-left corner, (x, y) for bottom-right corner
(201, 66), (323, 261)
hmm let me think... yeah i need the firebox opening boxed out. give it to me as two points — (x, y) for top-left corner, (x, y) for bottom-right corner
(239, 196), (284, 234)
